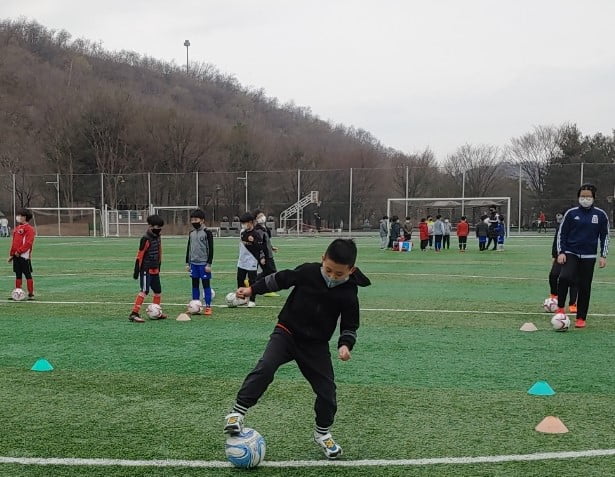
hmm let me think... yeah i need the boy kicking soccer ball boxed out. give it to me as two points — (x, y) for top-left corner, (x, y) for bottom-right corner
(223, 239), (371, 459)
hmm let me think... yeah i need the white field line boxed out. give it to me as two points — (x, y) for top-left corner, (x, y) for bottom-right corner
(2, 271), (614, 286)
(1, 299), (615, 317)
(1, 448), (614, 468)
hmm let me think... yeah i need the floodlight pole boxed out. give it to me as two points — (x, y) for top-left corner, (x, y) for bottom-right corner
(195, 172), (199, 208)
(297, 169), (301, 236)
(348, 168), (353, 235)
(518, 164), (522, 235)
(45, 173), (61, 236)
(461, 171), (466, 217)
(12, 173), (16, 230)
(148, 173), (152, 214)
(213, 185), (221, 223)
(184, 40), (190, 74)
(237, 171), (248, 212)
(404, 166), (409, 218)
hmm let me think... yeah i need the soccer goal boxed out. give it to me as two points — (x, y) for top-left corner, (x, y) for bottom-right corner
(151, 206), (220, 237)
(104, 207), (149, 237)
(386, 197), (511, 236)
(29, 207), (99, 237)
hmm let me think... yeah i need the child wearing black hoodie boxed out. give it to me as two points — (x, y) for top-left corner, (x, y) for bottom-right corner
(223, 239), (371, 460)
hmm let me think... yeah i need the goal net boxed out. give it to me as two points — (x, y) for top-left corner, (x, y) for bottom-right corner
(386, 197), (511, 237)
(104, 208), (149, 237)
(30, 207), (99, 237)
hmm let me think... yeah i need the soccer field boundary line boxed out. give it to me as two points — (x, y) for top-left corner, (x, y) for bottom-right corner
(4, 271), (613, 286)
(2, 299), (615, 317)
(1, 448), (614, 469)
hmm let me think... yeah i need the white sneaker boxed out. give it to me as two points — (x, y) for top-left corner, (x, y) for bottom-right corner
(313, 432), (343, 459)
(223, 412), (244, 435)
(247, 301), (256, 308)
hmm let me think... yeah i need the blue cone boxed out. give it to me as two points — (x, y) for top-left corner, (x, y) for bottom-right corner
(31, 358), (54, 372)
(528, 380), (555, 396)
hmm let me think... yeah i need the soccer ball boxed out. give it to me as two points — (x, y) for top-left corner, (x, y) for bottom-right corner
(225, 428), (266, 469)
(543, 297), (558, 313)
(146, 303), (162, 319)
(187, 299), (203, 314)
(225, 292), (248, 308)
(11, 288), (26, 301)
(551, 313), (570, 332)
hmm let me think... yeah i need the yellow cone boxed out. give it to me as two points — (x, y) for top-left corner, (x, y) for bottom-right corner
(535, 416), (569, 434)
(520, 322), (538, 332)
(176, 313), (191, 322)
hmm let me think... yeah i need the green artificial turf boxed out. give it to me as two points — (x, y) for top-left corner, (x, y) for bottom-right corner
(0, 235), (613, 476)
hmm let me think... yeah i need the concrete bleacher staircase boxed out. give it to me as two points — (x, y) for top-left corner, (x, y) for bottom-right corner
(279, 191), (319, 232)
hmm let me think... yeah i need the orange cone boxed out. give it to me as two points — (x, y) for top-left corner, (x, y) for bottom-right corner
(535, 416), (569, 434)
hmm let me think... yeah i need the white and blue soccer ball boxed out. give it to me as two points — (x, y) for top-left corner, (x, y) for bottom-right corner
(225, 428), (266, 469)
(551, 313), (570, 332)
(543, 297), (558, 313)
(225, 292), (248, 308)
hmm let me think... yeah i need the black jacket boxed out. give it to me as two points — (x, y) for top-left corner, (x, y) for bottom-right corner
(133, 230), (161, 278)
(251, 262), (371, 350)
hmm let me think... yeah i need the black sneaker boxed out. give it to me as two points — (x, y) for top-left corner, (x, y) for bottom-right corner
(129, 312), (145, 323)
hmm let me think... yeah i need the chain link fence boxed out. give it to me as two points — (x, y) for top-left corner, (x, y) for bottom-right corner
(0, 164), (613, 236)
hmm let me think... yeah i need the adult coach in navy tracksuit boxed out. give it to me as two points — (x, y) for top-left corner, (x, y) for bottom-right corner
(556, 183), (609, 328)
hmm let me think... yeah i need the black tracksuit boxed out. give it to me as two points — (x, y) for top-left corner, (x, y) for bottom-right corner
(254, 223), (277, 278)
(549, 226), (577, 304)
(235, 263), (370, 428)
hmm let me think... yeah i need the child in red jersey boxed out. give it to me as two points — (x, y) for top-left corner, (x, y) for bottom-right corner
(456, 216), (470, 252)
(8, 208), (36, 299)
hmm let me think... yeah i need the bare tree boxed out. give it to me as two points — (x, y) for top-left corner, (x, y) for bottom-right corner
(81, 92), (134, 207)
(506, 125), (563, 204)
(444, 144), (502, 197)
(392, 148), (437, 198)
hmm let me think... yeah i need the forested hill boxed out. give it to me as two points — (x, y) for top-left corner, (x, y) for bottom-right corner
(2, 19), (613, 226)
(0, 18), (412, 178)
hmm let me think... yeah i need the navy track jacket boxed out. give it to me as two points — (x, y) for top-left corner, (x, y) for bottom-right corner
(557, 205), (610, 259)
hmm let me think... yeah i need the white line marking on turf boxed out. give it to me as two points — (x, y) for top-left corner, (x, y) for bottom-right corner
(2, 300), (615, 317)
(4, 271), (613, 286)
(1, 449), (614, 468)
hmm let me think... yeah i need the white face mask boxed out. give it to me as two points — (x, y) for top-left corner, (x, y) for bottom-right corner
(578, 197), (594, 208)
(320, 267), (349, 288)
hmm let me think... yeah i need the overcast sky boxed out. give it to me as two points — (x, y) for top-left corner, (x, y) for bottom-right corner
(4, 0), (615, 159)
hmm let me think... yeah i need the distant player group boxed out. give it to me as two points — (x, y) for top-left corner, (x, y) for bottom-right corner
(381, 206), (506, 253)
